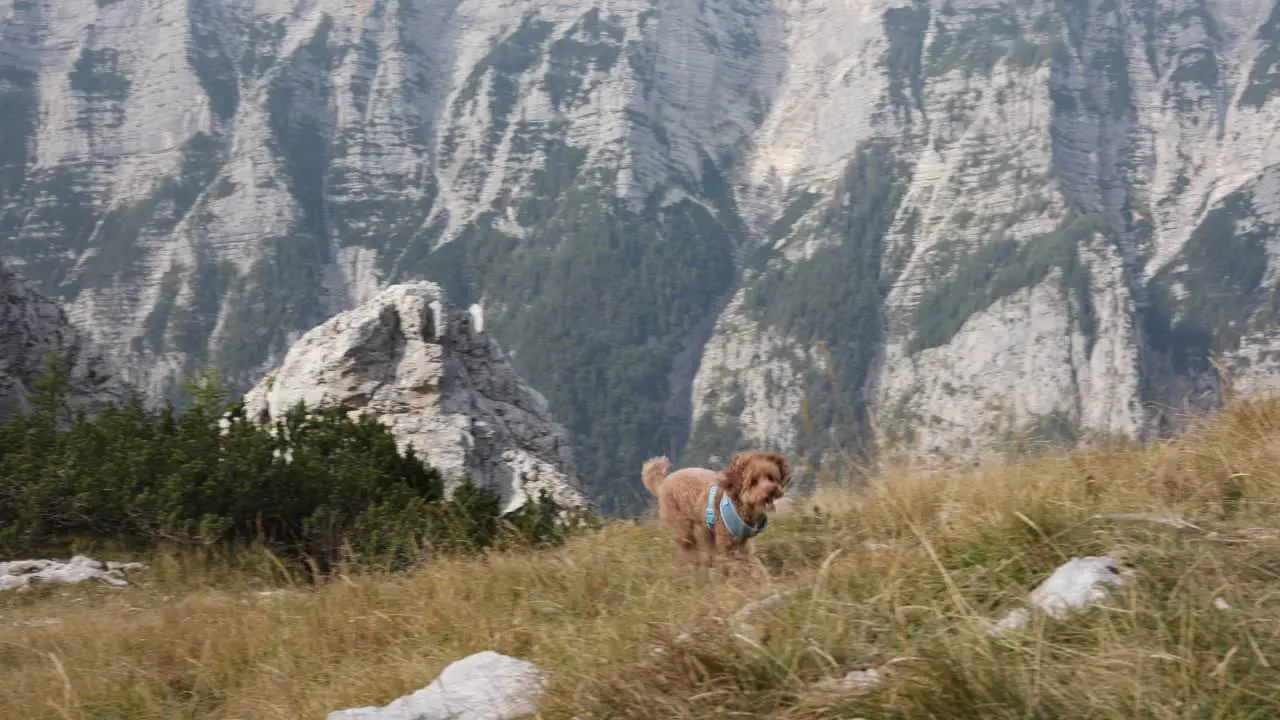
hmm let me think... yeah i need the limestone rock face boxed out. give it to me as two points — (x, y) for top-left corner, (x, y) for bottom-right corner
(4, 0), (1280, 506)
(242, 283), (586, 514)
(0, 264), (127, 422)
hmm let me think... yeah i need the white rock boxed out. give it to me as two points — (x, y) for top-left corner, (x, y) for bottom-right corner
(991, 556), (1128, 634)
(327, 651), (544, 720)
(816, 668), (884, 695)
(1029, 556), (1129, 618)
(0, 555), (148, 592)
(242, 283), (587, 514)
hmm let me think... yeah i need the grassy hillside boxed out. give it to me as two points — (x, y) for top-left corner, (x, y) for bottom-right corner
(3, 397), (1280, 718)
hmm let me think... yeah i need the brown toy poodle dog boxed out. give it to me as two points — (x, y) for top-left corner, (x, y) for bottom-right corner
(642, 451), (791, 567)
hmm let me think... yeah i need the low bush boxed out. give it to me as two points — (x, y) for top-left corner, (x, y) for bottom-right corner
(0, 362), (578, 571)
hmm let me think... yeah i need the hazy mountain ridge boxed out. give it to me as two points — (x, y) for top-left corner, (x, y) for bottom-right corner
(1, 0), (1278, 510)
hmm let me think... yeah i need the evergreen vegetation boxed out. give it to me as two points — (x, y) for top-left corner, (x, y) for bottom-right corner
(0, 362), (574, 572)
(880, 2), (929, 119)
(1146, 191), (1277, 373)
(415, 175), (736, 516)
(910, 212), (1108, 354)
(679, 382), (749, 468)
(1240, 1), (1280, 108)
(925, 6), (1021, 78)
(739, 140), (910, 472)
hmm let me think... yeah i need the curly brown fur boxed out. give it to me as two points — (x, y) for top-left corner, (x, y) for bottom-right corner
(641, 451), (792, 567)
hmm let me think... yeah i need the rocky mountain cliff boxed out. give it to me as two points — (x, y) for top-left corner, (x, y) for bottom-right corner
(0, 262), (126, 422)
(1, 0), (1278, 511)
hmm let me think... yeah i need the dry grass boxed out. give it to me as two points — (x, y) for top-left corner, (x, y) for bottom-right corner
(4, 397), (1280, 719)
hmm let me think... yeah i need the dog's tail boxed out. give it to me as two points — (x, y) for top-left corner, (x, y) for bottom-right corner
(642, 456), (672, 496)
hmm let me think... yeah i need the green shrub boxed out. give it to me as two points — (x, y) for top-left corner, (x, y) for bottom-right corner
(0, 364), (581, 571)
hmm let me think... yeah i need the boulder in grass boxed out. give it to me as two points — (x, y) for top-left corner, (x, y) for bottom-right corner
(327, 651), (544, 720)
(0, 556), (148, 592)
(990, 555), (1129, 634)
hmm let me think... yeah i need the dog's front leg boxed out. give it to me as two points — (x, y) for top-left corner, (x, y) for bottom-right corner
(696, 530), (719, 568)
(713, 531), (741, 560)
(677, 536), (704, 567)
(721, 542), (770, 580)
(742, 549), (772, 581)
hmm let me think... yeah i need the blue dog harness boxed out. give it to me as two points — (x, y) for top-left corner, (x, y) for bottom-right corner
(705, 486), (769, 538)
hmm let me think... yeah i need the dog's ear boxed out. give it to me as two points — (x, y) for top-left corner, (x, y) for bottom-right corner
(721, 452), (750, 497)
(770, 453), (792, 486)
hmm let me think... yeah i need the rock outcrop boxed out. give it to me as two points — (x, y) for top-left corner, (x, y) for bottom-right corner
(0, 264), (128, 422)
(242, 283), (586, 514)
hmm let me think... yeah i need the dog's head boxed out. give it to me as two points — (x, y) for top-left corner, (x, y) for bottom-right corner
(722, 451), (791, 513)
